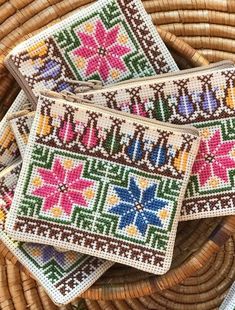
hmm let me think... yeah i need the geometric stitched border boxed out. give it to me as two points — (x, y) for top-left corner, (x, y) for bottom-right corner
(9, 112), (35, 157)
(9, 111), (205, 223)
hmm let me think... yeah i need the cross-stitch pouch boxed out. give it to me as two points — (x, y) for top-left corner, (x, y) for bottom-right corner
(5, 0), (178, 106)
(0, 91), (33, 170)
(59, 60), (235, 222)
(8, 109), (200, 225)
(5, 92), (200, 274)
(0, 161), (112, 305)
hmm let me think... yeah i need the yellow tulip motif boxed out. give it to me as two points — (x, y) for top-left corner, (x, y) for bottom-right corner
(173, 151), (189, 172)
(226, 87), (235, 109)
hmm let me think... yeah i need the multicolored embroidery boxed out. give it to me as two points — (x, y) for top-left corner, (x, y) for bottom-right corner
(6, 0), (178, 104)
(109, 177), (168, 235)
(33, 158), (94, 215)
(0, 162), (112, 305)
(0, 91), (29, 171)
(9, 111), (195, 225)
(6, 96), (199, 274)
(73, 20), (131, 81)
(79, 67), (235, 220)
(192, 130), (235, 186)
(9, 112), (34, 157)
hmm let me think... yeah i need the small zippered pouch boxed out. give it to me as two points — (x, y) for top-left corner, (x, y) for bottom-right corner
(0, 91), (32, 171)
(0, 161), (112, 305)
(64, 60), (235, 221)
(5, 0), (178, 106)
(6, 93), (199, 274)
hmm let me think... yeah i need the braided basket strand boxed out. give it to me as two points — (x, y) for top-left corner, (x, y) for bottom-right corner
(0, 0), (235, 309)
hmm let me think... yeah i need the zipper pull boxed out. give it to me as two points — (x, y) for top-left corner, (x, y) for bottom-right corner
(6, 102), (33, 121)
(65, 79), (103, 92)
(40, 89), (94, 105)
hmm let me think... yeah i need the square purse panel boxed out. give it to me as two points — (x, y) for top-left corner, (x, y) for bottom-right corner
(6, 94), (199, 274)
(5, 0), (178, 105)
(9, 110), (199, 223)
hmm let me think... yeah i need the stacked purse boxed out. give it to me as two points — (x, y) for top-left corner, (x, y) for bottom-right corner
(0, 0), (235, 305)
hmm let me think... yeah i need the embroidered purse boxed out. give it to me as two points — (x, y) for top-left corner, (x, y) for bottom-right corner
(0, 161), (112, 305)
(9, 109), (201, 225)
(73, 61), (235, 221)
(6, 93), (199, 274)
(5, 0), (178, 106)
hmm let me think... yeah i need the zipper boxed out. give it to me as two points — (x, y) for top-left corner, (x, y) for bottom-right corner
(64, 79), (103, 91)
(7, 109), (34, 122)
(7, 55), (233, 106)
(40, 90), (93, 104)
(41, 90), (199, 137)
(0, 159), (22, 179)
(40, 61), (234, 137)
(42, 60), (234, 107)
(6, 56), (103, 105)
(84, 60), (234, 95)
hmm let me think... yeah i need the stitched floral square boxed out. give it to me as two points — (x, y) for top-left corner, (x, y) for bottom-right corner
(6, 0), (178, 105)
(0, 161), (112, 305)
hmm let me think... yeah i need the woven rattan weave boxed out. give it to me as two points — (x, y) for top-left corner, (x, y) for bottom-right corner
(1, 1), (235, 309)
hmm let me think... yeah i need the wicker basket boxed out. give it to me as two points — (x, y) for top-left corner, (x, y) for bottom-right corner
(0, 1), (235, 309)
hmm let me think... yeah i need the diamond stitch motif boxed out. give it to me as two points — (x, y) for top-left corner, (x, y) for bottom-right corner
(73, 20), (131, 81)
(6, 95), (199, 274)
(109, 177), (168, 235)
(32, 158), (93, 215)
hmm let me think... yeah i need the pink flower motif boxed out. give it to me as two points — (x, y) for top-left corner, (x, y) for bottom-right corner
(33, 159), (93, 215)
(73, 21), (131, 81)
(192, 130), (235, 186)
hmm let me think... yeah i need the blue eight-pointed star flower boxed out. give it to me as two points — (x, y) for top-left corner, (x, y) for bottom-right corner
(109, 177), (168, 236)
